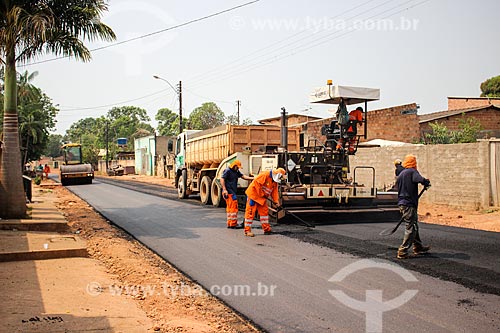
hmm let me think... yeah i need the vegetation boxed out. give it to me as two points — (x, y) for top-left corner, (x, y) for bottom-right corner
(188, 102), (226, 130)
(423, 115), (483, 144)
(64, 106), (153, 166)
(480, 75), (500, 98)
(0, 0), (115, 218)
(45, 134), (64, 158)
(226, 114), (254, 125)
(0, 70), (59, 164)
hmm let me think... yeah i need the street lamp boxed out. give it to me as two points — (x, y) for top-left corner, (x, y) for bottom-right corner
(153, 75), (183, 134)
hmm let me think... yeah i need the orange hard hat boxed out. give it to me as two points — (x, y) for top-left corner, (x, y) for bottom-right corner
(274, 167), (286, 175)
(229, 160), (242, 169)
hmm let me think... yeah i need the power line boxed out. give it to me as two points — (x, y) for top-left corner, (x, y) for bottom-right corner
(188, 0), (380, 83)
(188, 0), (400, 88)
(190, 0), (429, 88)
(58, 88), (173, 112)
(183, 87), (234, 105)
(189, 0), (407, 88)
(21, 0), (262, 67)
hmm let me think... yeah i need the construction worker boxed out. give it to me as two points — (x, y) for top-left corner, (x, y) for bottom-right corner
(43, 164), (51, 179)
(336, 106), (364, 153)
(220, 160), (254, 229)
(396, 154), (431, 259)
(394, 158), (405, 176)
(243, 168), (286, 237)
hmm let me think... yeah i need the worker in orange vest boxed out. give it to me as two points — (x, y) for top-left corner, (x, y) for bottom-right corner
(336, 106), (364, 153)
(220, 160), (254, 228)
(243, 168), (286, 237)
(43, 164), (51, 179)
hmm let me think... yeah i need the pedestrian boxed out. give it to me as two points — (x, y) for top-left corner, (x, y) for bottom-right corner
(394, 158), (405, 176)
(220, 159), (254, 229)
(43, 164), (51, 179)
(396, 154), (431, 259)
(243, 168), (286, 237)
(36, 164), (44, 179)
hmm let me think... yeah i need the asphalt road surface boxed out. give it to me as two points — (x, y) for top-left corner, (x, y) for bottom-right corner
(68, 179), (500, 333)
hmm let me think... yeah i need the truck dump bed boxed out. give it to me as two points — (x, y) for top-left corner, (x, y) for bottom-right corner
(185, 125), (300, 168)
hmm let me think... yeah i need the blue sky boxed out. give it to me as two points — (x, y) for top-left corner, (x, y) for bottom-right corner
(23, 0), (500, 135)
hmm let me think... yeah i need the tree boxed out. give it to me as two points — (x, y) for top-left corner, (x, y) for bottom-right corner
(1, 70), (58, 164)
(451, 116), (483, 143)
(423, 115), (483, 144)
(45, 134), (63, 158)
(64, 106), (153, 164)
(480, 75), (500, 97)
(156, 108), (178, 136)
(19, 112), (45, 164)
(424, 122), (451, 144)
(107, 106), (152, 150)
(189, 102), (225, 130)
(65, 117), (105, 165)
(0, 0), (115, 218)
(226, 114), (253, 125)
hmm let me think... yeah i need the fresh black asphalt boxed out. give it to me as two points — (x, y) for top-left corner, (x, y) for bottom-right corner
(67, 178), (500, 332)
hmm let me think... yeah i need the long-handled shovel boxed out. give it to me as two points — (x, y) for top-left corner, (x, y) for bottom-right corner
(267, 199), (315, 228)
(379, 187), (428, 236)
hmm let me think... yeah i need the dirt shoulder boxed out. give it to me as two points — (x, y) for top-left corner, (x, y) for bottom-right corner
(101, 174), (500, 233)
(51, 180), (258, 333)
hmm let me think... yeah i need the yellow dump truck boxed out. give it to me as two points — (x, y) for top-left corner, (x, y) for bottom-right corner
(175, 124), (300, 206)
(59, 143), (94, 185)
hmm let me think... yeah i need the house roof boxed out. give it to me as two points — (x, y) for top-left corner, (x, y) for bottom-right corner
(418, 105), (500, 123)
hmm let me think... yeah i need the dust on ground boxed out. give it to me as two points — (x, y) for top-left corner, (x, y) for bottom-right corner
(105, 174), (500, 233)
(48, 180), (258, 333)
(418, 202), (500, 232)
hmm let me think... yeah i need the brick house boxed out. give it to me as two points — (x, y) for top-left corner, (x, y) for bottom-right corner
(257, 113), (322, 127)
(419, 105), (500, 139)
(258, 104), (420, 146)
(447, 96), (500, 110)
(258, 99), (500, 146)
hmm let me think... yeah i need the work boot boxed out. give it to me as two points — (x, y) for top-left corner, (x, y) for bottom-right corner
(413, 245), (430, 255)
(397, 251), (410, 259)
(235, 223), (244, 229)
(262, 223), (272, 235)
(244, 226), (254, 237)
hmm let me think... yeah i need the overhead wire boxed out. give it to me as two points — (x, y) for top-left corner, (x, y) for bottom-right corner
(58, 88), (174, 112)
(189, 0), (429, 89)
(20, 0), (262, 67)
(187, 0), (379, 83)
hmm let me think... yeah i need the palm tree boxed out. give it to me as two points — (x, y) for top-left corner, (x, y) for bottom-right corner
(19, 112), (44, 165)
(0, 0), (115, 218)
(17, 70), (40, 103)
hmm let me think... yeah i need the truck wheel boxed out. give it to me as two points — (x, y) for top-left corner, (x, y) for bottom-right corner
(200, 176), (212, 205)
(178, 169), (188, 199)
(211, 180), (226, 208)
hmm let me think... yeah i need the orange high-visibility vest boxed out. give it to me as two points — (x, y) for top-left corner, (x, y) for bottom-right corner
(245, 170), (279, 206)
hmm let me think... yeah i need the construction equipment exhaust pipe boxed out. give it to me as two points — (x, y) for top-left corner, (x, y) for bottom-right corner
(281, 107), (288, 150)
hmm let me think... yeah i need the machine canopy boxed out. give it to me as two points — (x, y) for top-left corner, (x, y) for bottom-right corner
(309, 85), (380, 105)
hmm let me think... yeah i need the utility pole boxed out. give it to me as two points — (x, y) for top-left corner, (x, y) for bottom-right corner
(105, 120), (109, 170)
(236, 100), (241, 125)
(178, 81), (183, 133)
